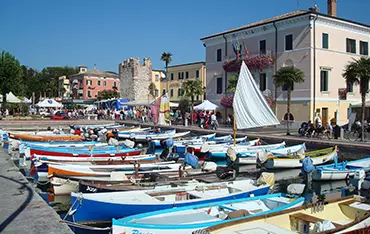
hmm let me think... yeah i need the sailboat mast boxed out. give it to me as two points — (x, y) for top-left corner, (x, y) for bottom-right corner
(233, 116), (237, 146)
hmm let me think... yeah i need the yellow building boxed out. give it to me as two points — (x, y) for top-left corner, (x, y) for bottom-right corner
(162, 62), (206, 102)
(151, 70), (164, 98)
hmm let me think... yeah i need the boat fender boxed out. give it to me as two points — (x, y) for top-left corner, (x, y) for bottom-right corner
(200, 142), (210, 153)
(226, 146), (236, 162)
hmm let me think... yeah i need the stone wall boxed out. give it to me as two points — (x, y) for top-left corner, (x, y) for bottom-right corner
(119, 58), (152, 100)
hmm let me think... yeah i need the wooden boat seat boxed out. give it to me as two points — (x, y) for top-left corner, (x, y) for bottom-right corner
(290, 212), (343, 228)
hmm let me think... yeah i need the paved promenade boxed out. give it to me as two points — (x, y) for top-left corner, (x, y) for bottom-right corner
(0, 149), (73, 233)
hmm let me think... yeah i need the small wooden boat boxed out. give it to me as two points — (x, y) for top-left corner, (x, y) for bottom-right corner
(118, 129), (190, 142)
(200, 195), (370, 234)
(265, 146), (338, 169)
(112, 193), (304, 234)
(150, 133), (217, 148)
(9, 132), (83, 142)
(33, 154), (156, 163)
(70, 179), (271, 222)
(207, 141), (285, 161)
(236, 143), (306, 165)
(48, 161), (189, 177)
(313, 158), (370, 181)
(26, 145), (142, 159)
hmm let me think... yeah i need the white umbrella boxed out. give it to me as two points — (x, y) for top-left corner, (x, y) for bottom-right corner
(22, 97), (32, 103)
(194, 100), (218, 111)
(36, 98), (63, 108)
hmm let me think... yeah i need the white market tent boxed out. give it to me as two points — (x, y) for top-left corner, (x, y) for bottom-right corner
(36, 98), (63, 108)
(2, 92), (22, 103)
(194, 100), (218, 111)
(22, 97), (32, 103)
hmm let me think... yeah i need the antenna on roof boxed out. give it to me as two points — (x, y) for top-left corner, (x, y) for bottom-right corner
(313, 0), (317, 8)
(93, 64), (96, 69)
(296, 0), (300, 10)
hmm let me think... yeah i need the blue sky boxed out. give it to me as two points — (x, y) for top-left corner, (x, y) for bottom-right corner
(1, 0), (370, 72)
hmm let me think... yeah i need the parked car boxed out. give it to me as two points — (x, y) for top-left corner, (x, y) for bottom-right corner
(50, 110), (69, 120)
(39, 109), (50, 117)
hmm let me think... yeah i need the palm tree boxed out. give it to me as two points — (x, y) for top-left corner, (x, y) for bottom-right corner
(343, 57), (370, 141)
(274, 67), (305, 135)
(227, 75), (238, 93)
(182, 79), (204, 124)
(148, 82), (157, 98)
(160, 52), (173, 92)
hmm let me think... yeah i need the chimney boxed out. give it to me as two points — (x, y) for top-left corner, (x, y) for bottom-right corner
(327, 0), (337, 17)
(78, 65), (87, 73)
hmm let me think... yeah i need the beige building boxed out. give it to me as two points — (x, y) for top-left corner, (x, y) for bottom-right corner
(162, 62), (206, 102)
(151, 70), (165, 98)
(201, 0), (370, 125)
(58, 75), (71, 99)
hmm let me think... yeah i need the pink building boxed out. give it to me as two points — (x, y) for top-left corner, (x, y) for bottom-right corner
(69, 66), (120, 100)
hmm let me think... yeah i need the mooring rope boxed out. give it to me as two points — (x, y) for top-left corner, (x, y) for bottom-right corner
(60, 220), (111, 231)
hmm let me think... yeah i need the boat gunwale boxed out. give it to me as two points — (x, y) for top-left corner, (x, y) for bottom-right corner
(203, 195), (369, 233)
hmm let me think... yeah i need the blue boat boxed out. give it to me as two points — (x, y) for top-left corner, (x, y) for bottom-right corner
(70, 179), (271, 222)
(313, 157), (370, 181)
(112, 193), (304, 234)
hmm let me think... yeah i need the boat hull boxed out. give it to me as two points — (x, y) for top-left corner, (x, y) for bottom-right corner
(29, 148), (142, 158)
(71, 185), (270, 222)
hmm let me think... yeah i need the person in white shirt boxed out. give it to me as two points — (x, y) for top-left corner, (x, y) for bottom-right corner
(211, 112), (218, 129)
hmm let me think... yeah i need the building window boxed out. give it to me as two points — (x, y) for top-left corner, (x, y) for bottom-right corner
(259, 40), (266, 55)
(347, 82), (353, 93)
(170, 73), (174, 81)
(216, 49), (222, 62)
(155, 89), (159, 97)
(98, 80), (101, 86)
(170, 89), (174, 97)
(113, 81), (117, 87)
(360, 41), (369, 55)
(185, 72), (189, 79)
(346, 38), (356, 54)
(196, 95), (199, 101)
(178, 88), (183, 97)
(259, 73), (266, 91)
(196, 70), (200, 78)
(104, 81), (107, 86)
(178, 72), (184, 80)
(86, 80), (92, 85)
(322, 33), (329, 49)
(162, 89), (166, 95)
(155, 74), (159, 81)
(320, 70), (329, 92)
(88, 90), (91, 97)
(285, 34), (293, 51)
(216, 77), (223, 94)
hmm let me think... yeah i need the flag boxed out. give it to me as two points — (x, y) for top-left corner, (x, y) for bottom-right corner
(232, 44), (237, 57)
(242, 38), (249, 56)
(158, 93), (170, 125)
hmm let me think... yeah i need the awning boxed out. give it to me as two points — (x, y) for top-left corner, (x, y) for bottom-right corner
(194, 100), (218, 111)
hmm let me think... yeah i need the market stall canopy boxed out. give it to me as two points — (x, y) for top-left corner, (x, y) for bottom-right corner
(22, 97), (32, 103)
(194, 100), (218, 111)
(0, 92), (22, 103)
(36, 98), (63, 108)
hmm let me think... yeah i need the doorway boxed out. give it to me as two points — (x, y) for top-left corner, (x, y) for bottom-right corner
(322, 108), (328, 127)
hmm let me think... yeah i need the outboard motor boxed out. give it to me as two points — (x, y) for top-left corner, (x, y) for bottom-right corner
(354, 170), (366, 190)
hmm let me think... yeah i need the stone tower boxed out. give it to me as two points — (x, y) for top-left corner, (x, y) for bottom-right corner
(119, 58), (152, 100)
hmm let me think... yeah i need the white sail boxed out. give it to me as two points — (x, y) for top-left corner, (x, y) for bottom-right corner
(233, 61), (280, 129)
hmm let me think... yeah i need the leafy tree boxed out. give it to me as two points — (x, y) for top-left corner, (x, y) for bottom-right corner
(96, 89), (119, 100)
(0, 51), (23, 106)
(160, 52), (172, 91)
(178, 97), (190, 113)
(227, 75), (238, 93)
(343, 57), (370, 141)
(274, 66), (305, 135)
(182, 79), (204, 124)
(148, 82), (157, 98)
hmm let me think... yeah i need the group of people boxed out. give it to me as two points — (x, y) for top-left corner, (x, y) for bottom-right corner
(299, 115), (340, 139)
(195, 110), (219, 129)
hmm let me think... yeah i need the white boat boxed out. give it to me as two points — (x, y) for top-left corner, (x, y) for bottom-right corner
(237, 143), (305, 165)
(112, 193), (304, 234)
(199, 195), (370, 234)
(312, 158), (370, 181)
(33, 154), (156, 163)
(70, 179), (271, 222)
(265, 146), (337, 169)
(118, 129), (190, 142)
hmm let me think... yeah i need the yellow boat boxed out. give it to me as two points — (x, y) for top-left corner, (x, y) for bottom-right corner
(201, 195), (370, 234)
